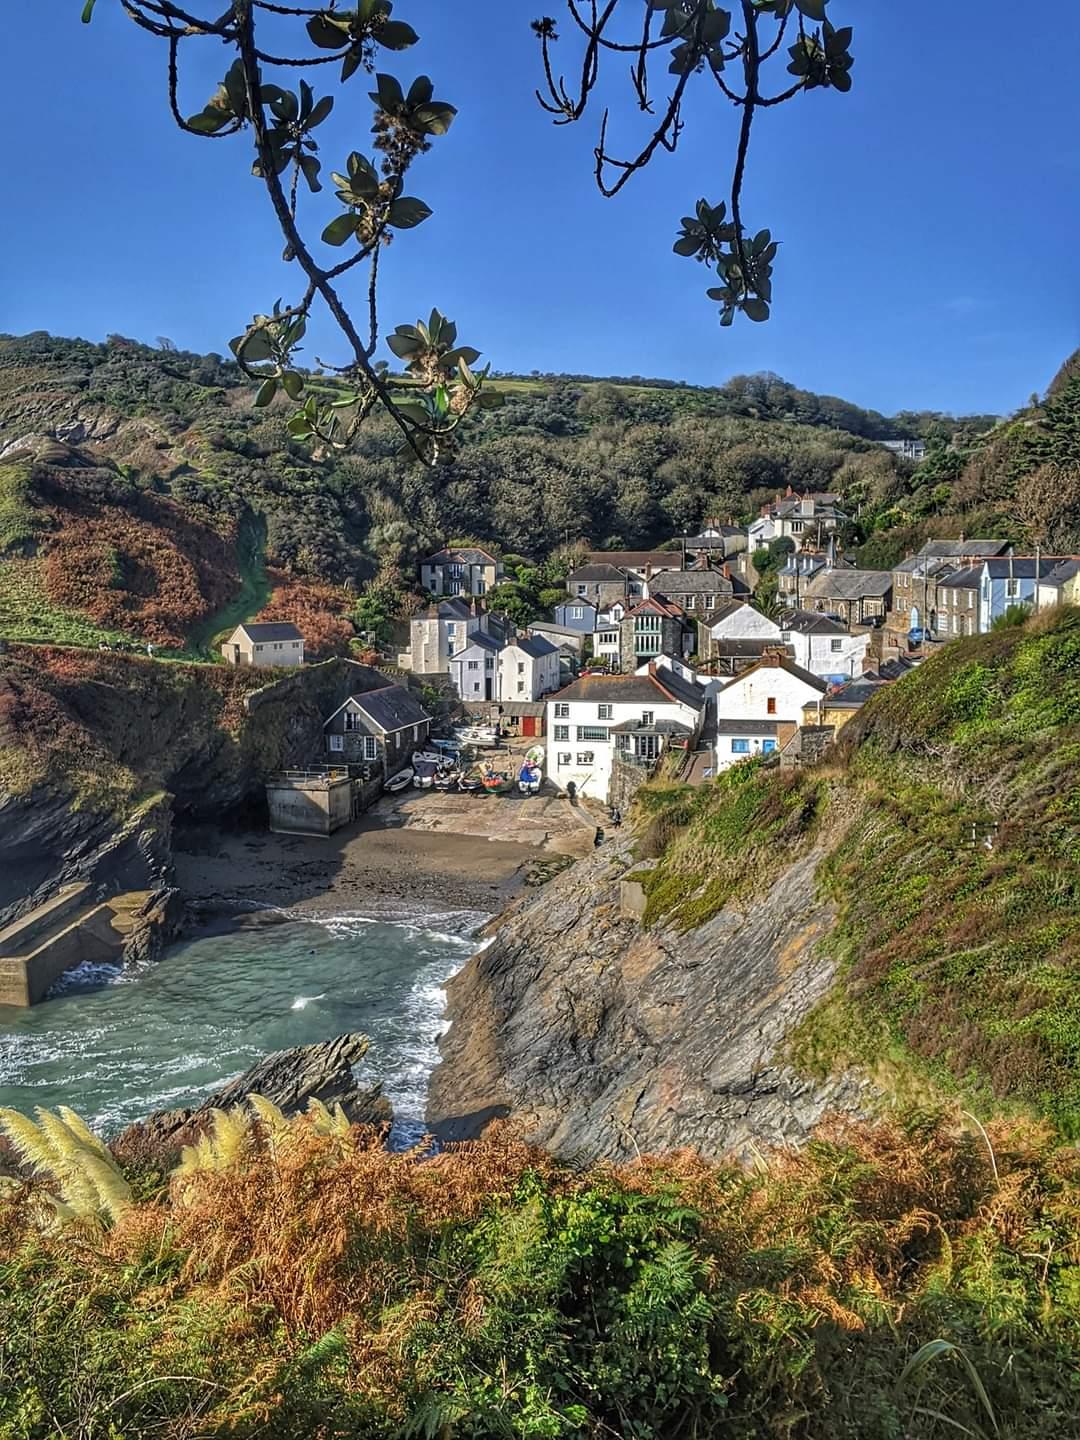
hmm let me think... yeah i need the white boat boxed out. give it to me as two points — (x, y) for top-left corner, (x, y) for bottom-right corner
(412, 759), (438, 789)
(517, 761), (542, 795)
(383, 768), (413, 793)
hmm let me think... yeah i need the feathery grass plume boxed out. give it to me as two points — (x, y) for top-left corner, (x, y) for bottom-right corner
(209, 1107), (254, 1170)
(77, 1148), (133, 1223)
(55, 1105), (113, 1162)
(247, 1092), (289, 1135)
(0, 1107), (63, 1175)
(304, 1097), (336, 1134)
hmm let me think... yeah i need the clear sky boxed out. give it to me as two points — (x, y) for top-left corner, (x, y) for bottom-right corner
(3, 1), (1078, 416)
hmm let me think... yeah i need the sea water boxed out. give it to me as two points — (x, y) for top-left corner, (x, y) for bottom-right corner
(0, 908), (485, 1147)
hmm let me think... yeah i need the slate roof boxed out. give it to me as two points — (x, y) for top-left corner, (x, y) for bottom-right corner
(652, 569), (734, 594)
(567, 564), (628, 584)
(333, 685), (430, 733)
(918, 539), (1010, 560)
(611, 718), (693, 736)
(424, 547), (498, 566)
(983, 557), (1058, 579)
(718, 654), (829, 695)
(804, 568), (893, 600)
(513, 635), (559, 659)
(453, 631), (503, 653)
(433, 597), (473, 620)
(778, 609), (847, 636)
(937, 566), (982, 590)
(549, 671), (705, 711)
(818, 679), (883, 709)
(714, 720), (780, 737)
(712, 639), (795, 660)
(1041, 558), (1080, 586)
(236, 622), (303, 642)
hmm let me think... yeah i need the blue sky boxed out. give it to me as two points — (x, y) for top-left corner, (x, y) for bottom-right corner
(3, 1), (1078, 416)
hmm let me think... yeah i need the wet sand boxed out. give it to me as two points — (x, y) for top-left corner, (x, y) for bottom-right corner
(174, 789), (597, 919)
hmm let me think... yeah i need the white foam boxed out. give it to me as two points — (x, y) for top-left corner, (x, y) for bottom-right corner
(291, 993), (326, 1011)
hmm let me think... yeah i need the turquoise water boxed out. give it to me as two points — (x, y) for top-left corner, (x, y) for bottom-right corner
(0, 908), (484, 1145)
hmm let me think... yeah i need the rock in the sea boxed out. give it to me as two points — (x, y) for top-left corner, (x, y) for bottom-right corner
(427, 839), (867, 1163)
(116, 1033), (391, 1152)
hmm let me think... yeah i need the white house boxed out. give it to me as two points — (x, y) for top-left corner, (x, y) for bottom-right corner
(545, 667), (706, 802)
(713, 653), (827, 772)
(399, 597), (478, 674)
(497, 634), (560, 702)
(448, 632), (501, 702)
(591, 622), (622, 668)
(778, 611), (869, 682)
(708, 603), (781, 641)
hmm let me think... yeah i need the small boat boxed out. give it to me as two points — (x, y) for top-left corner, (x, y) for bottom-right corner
(414, 749), (453, 770)
(517, 761), (542, 795)
(383, 768), (413, 793)
(456, 725), (499, 746)
(456, 775), (483, 795)
(481, 769), (510, 793)
(433, 769), (457, 790)
(412, 759), (438, 789)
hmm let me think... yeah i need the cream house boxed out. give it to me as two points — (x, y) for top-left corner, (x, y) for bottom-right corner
(221, 622), (304, 668)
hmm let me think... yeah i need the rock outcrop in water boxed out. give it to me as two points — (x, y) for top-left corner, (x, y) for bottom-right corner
(117, 1033), (391, 1151)
(428, 838), (867, 1162)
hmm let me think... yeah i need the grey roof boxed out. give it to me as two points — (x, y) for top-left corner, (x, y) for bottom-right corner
(236, 622), (303, 642)
(983, 557), (1057, 579)
(804, 568), (893, 601)
(820, 679), (883, 709)
(434, 597), (472, 620)
(919, 539), (1010, 559)
(514, 634), (559, 659)
(715, 719), (780, 737)
(611, 718), (692, 736)
(586, 550), (678, 569)
(778, 609), (846, 635)
(1041, 558), (1080, 586)
(454, 631), (503, 654)
(708, 599), (752, 627)
(343, 685), (429, 733)
(653, 569), (734, 595)
(713, 639), (794, 659)
(425, 547), (497, 566)
(550, 671), (705, 711)
(937, 566), (982, 590)
(568, 564), (628, 583)
(719, 655), (829, 695)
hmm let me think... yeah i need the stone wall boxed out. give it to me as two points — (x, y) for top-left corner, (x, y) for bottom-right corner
(608, 758), (652, 814)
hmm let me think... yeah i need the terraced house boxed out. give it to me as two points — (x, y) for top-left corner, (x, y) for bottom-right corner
(618, 595), (692, 672)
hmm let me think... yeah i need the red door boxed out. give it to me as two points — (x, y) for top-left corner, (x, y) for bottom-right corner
(522, 715), (538, 737)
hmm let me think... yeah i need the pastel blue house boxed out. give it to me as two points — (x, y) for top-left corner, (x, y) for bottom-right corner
(978, 558), (1052, 631)
(554, 600), (599, 633)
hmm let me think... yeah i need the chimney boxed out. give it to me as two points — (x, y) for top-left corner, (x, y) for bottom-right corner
(723, 563), (731, 580)
(786, 485), (794, 498)
(648, 660), (658, 678)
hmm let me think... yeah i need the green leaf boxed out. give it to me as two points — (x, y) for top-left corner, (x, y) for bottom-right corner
(307, 95), (334, 128)
(743, 298), (770, 322)
(321, 213), (359, 246)
(238, 331), (274, 362)
(300, 155), (322, 192)
(395, 401), (432, 425)
(406, 75), (435, 107)
(701, 8), (731, 43)
(412, 103), (457, 136)
(372, 73), (405, 110)
(307, 13), (351, 48)
(186, 106), (232, 135)
(80, 0), (97, 21)
(268, 89), (299, 122)
(386, 333), (423, 359)
(829, 66), (853, 91)
(378, 19), (419, 49)
(341, 47), (364, 82)
(282, 371), (304, 401)
(796, 0), (828, 17)
(387, 196), (432, 228)
(255, 377), (279, 408)
(673, 236), (702, 257)
(287, 415), (314, 439)
(443, 347), (481, 369)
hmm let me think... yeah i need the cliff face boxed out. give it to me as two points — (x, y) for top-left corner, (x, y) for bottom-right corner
(428, 836), (867, 1162)
(0, 651), (389, 927)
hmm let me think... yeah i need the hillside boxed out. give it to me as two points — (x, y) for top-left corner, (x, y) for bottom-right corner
(4, 613), (1080, 1438)
(432, 606), (1080, 1148)
(5, 330), (1064, 658)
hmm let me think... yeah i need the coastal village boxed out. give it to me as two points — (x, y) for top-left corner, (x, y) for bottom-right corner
(233, 486), (1080, 828)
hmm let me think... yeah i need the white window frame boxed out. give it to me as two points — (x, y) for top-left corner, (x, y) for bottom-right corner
(553, 724), (570, 742)
(363, 735), (378, 761)
(598, 703), (613, 720)
(554, 703), (570, 718)
(329, 734), (344, 752)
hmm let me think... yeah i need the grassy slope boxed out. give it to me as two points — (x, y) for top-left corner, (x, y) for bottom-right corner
(184, 510), (271, 658)
(636, 607), (1080, 1136)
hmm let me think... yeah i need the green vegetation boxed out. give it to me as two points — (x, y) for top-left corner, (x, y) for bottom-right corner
(0, 462), (45, 553)
(637, 608), (1080, 1138)
(636, 760), (827, 929)
(4, 1101), (1080, 1439)
(0, 559), (143, 651)
(185, 511), (271, 658)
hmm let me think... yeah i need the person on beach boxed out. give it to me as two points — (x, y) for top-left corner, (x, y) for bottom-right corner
(593, 827), (604, 848)
(611, 807), (622, 829)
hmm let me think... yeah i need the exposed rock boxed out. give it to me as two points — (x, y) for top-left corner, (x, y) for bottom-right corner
(428, 839), (868, 1162)
(116, 1032), (391, 1151)
(120, 886), (186, 965)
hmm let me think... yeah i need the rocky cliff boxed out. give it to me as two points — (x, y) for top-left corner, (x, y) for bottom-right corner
(0, 650), (389, 929)
(428, 835), (867, 1162)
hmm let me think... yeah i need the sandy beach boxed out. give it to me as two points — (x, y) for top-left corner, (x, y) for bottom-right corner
(174, 788), (599, 920)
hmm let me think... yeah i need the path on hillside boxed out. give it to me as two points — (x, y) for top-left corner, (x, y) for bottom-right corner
(185, 512), (271, 659)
